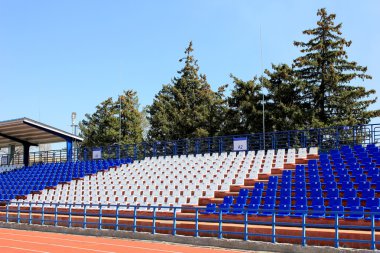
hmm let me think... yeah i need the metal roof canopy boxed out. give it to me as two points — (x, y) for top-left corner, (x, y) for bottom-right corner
(0, 118), (82, 166)
(0, 117), (82, 147)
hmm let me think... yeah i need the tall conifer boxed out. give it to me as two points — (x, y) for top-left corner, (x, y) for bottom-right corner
(148, 42), (226, 141)
(293, 8), (379, 127)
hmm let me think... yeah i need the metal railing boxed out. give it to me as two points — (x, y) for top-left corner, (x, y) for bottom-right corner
(2, 123), (380, 165)
(0, 202), (379, 250)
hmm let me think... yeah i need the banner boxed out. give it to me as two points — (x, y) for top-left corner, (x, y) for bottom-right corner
(233, 137), (248, 151)
(1, 156), (8, 165)
(92, 147), (102, 159)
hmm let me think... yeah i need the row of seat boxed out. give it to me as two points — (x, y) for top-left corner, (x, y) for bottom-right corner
(0, 159), (125, 202)
(203, 144), (380, 220)
(9, 148), (318, 209)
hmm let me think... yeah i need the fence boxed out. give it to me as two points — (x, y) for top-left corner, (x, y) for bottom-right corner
(2, 123), (380, 165)
(0, 202), (379, 250)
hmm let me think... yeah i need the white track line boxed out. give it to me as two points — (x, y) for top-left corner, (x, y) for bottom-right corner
(0, 238), (115, 253)
(0, 246), (50, 253)
(0, 231), (183, 253)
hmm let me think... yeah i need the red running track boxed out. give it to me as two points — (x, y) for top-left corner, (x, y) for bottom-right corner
(0, 228), (257, 253)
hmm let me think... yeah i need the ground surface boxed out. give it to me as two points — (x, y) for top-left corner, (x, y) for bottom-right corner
(0, 228), (271, 253)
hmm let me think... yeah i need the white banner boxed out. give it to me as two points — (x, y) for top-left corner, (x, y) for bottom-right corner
(92, 148), (102, 159)
(233, 137), (248, 151)
(1, 156), (8, 165)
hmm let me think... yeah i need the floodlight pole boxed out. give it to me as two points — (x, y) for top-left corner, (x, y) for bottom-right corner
(260, 26), (265, 149)
(119, 95), (122, 146)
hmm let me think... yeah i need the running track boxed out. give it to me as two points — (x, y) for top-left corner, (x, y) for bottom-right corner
(0, 228), (259, 253)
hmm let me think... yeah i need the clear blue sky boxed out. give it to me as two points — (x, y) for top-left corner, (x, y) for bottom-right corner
(1, 0), (379, 135)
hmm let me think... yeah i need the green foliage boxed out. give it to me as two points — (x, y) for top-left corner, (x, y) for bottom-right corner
(223, 75), (263, 135)
(147, 42), (227, 141)
(80, 8), (379, 147)
(293, 8), (380, 127)
(264, 64), (307, 131)
(79, 90), (143, 147)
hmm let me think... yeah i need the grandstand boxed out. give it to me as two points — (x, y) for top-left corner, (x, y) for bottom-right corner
(1, 123), (380, 251)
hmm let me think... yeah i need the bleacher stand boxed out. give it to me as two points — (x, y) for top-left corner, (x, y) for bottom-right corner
(6, 148), (308, 210)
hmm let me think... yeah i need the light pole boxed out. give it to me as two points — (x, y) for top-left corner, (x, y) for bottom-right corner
(71, 112), (78, 161)
(260, 26), (265, 149)
(119, 95), (122, 146)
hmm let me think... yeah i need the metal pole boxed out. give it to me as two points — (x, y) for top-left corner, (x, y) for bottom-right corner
(195, 208), (199, 237)
(115, 204), (119, 231)
(260, 25), (265, 149)
(244, 211), (248, 241)
(172, 207), (177, 236)
(133, 206), (137, 232)
(54, 203), (58, 227)
(119, 95), (122, 146)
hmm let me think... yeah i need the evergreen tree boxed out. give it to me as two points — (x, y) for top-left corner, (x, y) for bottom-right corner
(293, 8), (379, 127)
(119, 90), (144, 144)
(223, 75), (263, 135)
(79, 90), (143, 147)
(148, 42), (226, 141)
(264, 64), (306, 131)
(208, 84), (228, 136)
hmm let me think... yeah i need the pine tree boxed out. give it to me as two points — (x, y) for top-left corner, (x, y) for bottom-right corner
(293, 8), (379, 127)
(147, 42), (226, 141)
(119, 90), (143, 144)
(79, 90), (143, 147)
(80, 97), (118, 147)
(264, 64), (307, 131)
(223, 75), (263, 135)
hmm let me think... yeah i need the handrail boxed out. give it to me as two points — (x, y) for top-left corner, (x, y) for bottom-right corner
(1, 201), (379, 250)
(1, 123), (379, 165)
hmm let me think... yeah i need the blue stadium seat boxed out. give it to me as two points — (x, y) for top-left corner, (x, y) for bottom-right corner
(252, 188), (263, 197)
(201, 203), (216, 214)
(312, 197), (324, 206)
(327, 188), (340, 199)
(358, 181), (371, 191)
(343, 188), (356, 199)
(263, 196), (276, 205)
(361, 189), (375, 199)
(238, 188), (249, 198)
(280, 188), (291, 197)
(371, 174), (380, 183)
(247, 203), (259, 215)
(258, 204), (275, 216)
(254, 182), (265, 190)
(308, 205), (326, 218)
(218, 203), (231, 213)
(295, 196), (307, 206)
(346, 197), (360, 208)
(365, 198), (379, 210)
(231, 203), (245, 214)
(295, 188), (306, 197)
(279, 196), (291, 206)
(368, 206), (380, 221)
(309, 181), (321, 189)
(277, 204), (291, 217)
(328, 197), (342, 208)
(291, 204), (308, 218)
(235, 196), (247, 205)
(326, 205), (344, 219)
(325, 181), (337, 190)
(311, 188), (323, 198)
(266, 188), (277, 197)
(223, 196), (234, 205)
(345, 206), (364, 220)
(250, 196), (262, 205)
